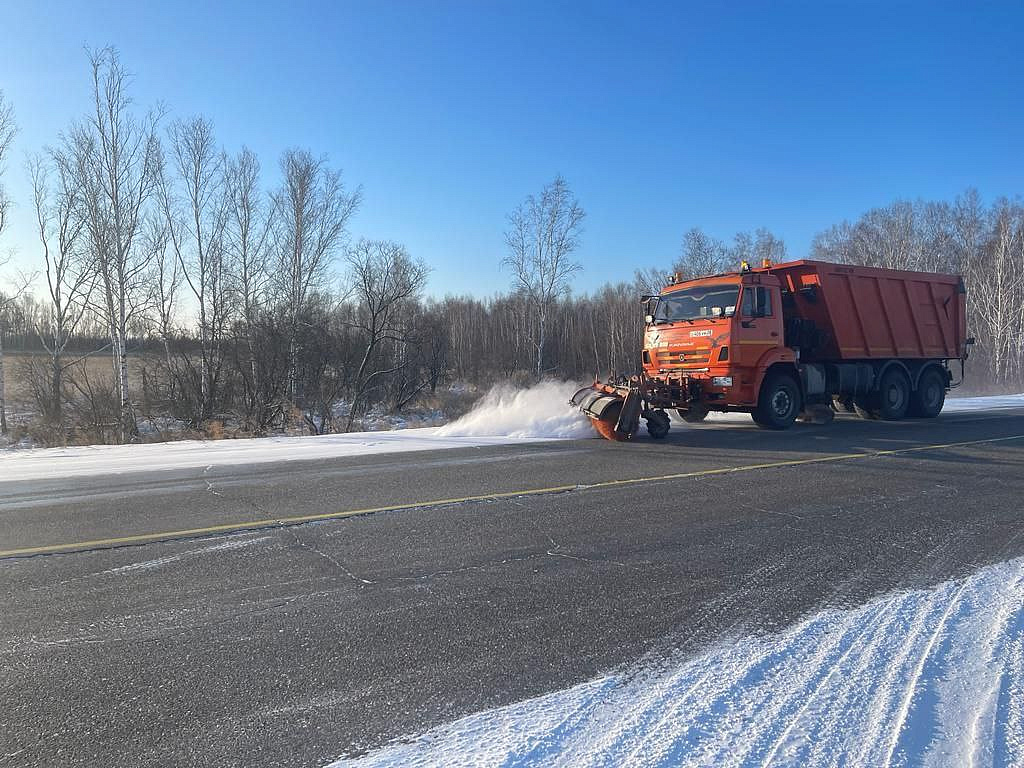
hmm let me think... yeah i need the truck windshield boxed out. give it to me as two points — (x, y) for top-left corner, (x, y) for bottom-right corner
(654, 284), (739, 322)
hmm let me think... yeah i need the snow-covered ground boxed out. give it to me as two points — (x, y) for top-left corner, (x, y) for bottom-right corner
(0, 430), (566, 483)
(0, 382), (593, 482)
(329, 555), (1024, 768)
(944, 392), (1024, 412)
(2, 390), (1021, 483)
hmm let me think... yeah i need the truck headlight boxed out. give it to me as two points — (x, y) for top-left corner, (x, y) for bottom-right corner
(712, 376), (733, 387)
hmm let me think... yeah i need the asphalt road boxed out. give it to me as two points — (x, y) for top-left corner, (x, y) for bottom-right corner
(3, 408), (1024, 767)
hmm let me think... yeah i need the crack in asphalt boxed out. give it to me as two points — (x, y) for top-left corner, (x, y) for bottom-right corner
(286, 527), (375, 585)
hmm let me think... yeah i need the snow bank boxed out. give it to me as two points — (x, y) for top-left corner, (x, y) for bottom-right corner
(944, 392), (1024, 412)
(0, 429), (561, 483)
(669, 410), (753, 425)
(436, 381), (595, 439)
(329, 556), (1024, 767)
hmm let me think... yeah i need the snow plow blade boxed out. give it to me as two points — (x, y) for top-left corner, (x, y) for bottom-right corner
(570, 384), (642, 441)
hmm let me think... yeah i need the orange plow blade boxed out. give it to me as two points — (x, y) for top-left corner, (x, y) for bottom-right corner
(570, 384), (641, 441)
(590, 413), (631, 441)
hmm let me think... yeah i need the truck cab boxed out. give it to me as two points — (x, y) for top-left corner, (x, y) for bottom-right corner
(642, 271), (792, 413)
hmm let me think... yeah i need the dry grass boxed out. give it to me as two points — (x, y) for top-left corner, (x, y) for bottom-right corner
(1, 349), (486, 446)
(2, 351), (152, 410)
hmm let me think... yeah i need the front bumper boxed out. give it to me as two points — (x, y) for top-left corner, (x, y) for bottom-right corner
(644, 373), (703, 409)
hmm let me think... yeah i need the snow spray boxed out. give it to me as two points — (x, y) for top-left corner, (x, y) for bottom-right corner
(435, 381), (596, 439)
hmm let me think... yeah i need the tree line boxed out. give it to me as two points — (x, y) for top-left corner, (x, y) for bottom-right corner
(0, 50), (1021, 444)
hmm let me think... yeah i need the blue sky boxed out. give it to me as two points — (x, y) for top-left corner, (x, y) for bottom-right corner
(1, 0), (1021, 298)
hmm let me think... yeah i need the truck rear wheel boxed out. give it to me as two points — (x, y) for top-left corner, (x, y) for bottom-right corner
(753, 373), (801, 430)
(877, 368), (910, 420)
(909, 368), (946, 418)
(645, 411), (671, 439)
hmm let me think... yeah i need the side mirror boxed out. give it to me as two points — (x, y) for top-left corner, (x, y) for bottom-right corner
(645, 314), (654, 325)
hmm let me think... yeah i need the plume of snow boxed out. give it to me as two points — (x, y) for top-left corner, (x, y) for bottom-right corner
(435, 381), (595, 439)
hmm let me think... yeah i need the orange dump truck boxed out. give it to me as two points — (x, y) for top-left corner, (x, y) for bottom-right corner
(571, 259), (970, 440)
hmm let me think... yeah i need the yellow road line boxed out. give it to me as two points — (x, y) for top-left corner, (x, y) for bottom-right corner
(2, 433), (1023, 559)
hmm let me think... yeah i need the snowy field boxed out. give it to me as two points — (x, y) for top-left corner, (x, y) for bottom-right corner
(330, 555), (1024, 768)
(1, 389), (1021, 483)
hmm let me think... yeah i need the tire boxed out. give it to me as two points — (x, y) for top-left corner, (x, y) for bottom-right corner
(645, 411), (671, 439)
(753, 373), (801, 430)
(678, 408), (708, 423)
(909, 368), (946, 418)
(877, 368), (910, 420)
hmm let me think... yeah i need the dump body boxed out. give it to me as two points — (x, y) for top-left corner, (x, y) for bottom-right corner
(770, 261), (967, 362)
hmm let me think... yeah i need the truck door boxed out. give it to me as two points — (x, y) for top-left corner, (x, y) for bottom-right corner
(735, 282), (783, 393)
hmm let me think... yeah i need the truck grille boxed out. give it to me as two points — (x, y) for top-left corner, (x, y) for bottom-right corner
(656, 349), (712, 369)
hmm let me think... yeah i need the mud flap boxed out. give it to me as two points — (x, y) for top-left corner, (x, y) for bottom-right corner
(616, 389), (643, 439)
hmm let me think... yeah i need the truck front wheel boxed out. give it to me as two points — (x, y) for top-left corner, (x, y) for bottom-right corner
(753, 373), (801, 430)
(678, 408), (708, 423)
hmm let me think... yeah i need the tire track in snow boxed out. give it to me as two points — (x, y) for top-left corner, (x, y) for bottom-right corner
(993, 634), (1024, 766)
(910, 569), (1024, 768)
(880, 577), (973, 767)
(756, 598), (898, 767)
(568, 551), (811, 765)
(801, 596), (910, 768)
(328, 556), (1024, 768)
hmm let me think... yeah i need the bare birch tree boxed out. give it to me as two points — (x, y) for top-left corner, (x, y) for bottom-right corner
(673, 228), (731, 278)
(159, 116), (229, 422)
(223, 147), (274, 429)
(344, 239), (430, 431)
(0, 91), (18, 434)
(140, 213), (177, 368)
(271, 149), (360, 403)
(968, 200), (1024, 383)
(634, 266), (670, 295)
(502, 175), (585, 379)
(0, 91), (15, 238)
(67, 47), (162, 439)
(225, 147), (272, 332)
(29, 152), (92, 424)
